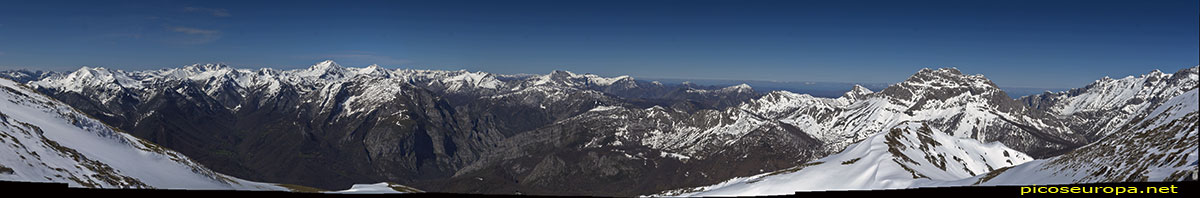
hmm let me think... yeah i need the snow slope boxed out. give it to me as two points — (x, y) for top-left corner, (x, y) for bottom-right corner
(0, 78), (286, 190)
(657, 121), (1031, 196)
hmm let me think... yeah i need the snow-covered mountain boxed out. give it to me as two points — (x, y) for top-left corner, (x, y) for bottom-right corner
(656, 121), (1033, 196)
(0, 78), (284, 190)
(655, 66), (1198, 196)
(735, 68), (1084, 158)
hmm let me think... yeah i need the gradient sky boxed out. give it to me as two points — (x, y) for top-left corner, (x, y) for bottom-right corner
(0, 0), (1196, 88)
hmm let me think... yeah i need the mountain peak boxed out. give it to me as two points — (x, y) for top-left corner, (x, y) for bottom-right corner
(311, 60), (342, 70)
(297, 60), (348, 78)
(851, 84), (872, 93)
(70, 66), (114, 79)
(839, 84), (874, 101)
(878, 67), (1002, 103)
(901, 67), (993, 89)
(720, 83), (754, 93)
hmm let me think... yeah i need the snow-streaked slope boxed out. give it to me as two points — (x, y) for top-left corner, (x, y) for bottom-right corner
(657, 121), (1031, 196)
(0, 78), (286, 190)
(954, 88), (1199, 185)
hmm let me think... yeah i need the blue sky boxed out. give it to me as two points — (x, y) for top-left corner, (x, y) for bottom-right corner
(0, 0), (1196, 88)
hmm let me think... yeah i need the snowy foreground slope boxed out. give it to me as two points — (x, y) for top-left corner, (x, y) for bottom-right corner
(0, 78), (286, 189)
(656, 89), (1198, 197)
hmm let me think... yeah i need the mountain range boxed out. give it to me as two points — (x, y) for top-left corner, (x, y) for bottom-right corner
(1, 61), (1195, 196)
